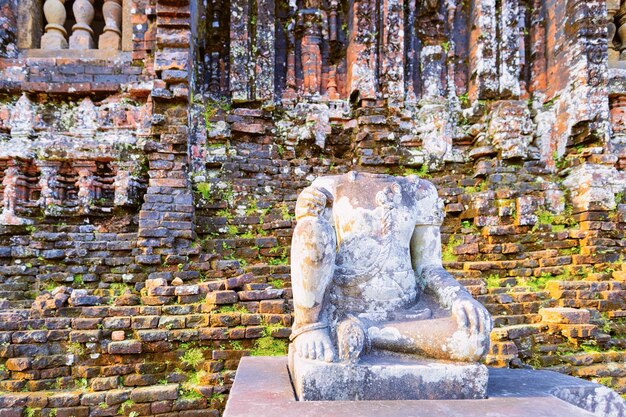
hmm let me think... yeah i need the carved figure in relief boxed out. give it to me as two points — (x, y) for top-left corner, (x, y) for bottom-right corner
(2, 166), (19, 215)
(0, 166), (33, 225)
(290, 172), (492, 363)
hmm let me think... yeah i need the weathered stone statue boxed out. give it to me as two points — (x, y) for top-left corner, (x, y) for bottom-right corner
(289, 172), (493, 400)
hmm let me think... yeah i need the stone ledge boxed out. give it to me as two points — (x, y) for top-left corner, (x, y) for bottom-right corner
(289, 348), (488, 401)
(224, 356), (626, 417)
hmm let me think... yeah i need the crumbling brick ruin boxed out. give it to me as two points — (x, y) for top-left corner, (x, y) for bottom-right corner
(0, 0), (625, 415)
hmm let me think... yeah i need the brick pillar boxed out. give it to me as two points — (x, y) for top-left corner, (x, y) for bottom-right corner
(468, 0), (498, 100)
(136, 0), (196, 269)
(498, 0), (521, 98)
(346, 0), (377, 101)
(230, 0), (275, 103)
(255, 0), (275, 101)
(539, 0), (610, 163)
(380, 0), (404, 106)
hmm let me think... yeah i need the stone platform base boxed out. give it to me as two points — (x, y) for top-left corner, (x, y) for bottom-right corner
(288, 347), (488, 400)
(224, 356), (626, 417)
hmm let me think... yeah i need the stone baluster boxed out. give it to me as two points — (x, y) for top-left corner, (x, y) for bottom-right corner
(99, 0), (123, 50)
(41, 0), (68, 49)
(69, 0), (95, 50)
(209, 51), (220, 94)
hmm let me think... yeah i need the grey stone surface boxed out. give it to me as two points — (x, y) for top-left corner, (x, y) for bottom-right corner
(289, 347), (488, 400)
(289, 173), (493, 401)
(290, 173), (492, 363)
(224, 357), (626, 417)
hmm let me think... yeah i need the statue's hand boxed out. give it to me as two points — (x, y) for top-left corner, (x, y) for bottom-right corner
(451, 295), (493, 339)
(294, 328), (336, 362)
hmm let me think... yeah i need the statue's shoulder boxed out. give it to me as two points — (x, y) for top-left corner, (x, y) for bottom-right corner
(405, 175), (438, 197)
(310, 174), (345, 197)
(405, 176), (445, 226)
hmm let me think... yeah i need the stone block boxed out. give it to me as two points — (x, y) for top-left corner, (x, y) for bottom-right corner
(48, 392), (80, 407)
(206, 290), (238, 304)
(259, 300), (285, 314)
(136, 330), (168, 342)
(539, 308), (591, 324)
(55, 407), (89, 417)
(289, 349), (488, 401)
(111, 331), (125, 341)
(130, 384), (179, 403)
(108, 340), (142, 355)
(5, 358), (31, 371)
(237, 289), (283, 301)
(91, 376), (119, 392)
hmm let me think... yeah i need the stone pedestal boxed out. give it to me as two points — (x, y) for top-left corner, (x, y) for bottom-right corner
(224, 356), (626, 417)
(289, 346), (488, 401)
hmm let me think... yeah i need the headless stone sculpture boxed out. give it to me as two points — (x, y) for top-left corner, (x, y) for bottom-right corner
(288, 172), (493, 400)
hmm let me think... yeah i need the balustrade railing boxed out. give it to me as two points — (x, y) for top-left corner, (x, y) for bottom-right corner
(41, 0), (122, 50)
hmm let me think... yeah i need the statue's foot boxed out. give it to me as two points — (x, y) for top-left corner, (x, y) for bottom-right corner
(337, 315), (370, 363)
(293, 328), (336, 362)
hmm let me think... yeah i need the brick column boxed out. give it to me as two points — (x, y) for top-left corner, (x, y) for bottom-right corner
(136, 0), (196, 269)
(468, 0), (498, 100)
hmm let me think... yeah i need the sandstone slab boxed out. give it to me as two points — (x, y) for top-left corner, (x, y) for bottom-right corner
(289, 347), (488, 401)
(224, 356), (626, 417)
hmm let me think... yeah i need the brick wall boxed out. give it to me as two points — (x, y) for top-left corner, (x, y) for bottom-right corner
(0, 0), (624, 416)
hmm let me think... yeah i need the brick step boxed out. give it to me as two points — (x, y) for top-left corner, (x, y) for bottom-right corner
(448, 270), (483, 279)
(560, 350), (626, 366)
(493, 314), (540, 327)
(546, 280), (623, 293)
(6, 300), (32, 309)
(607, 310), (626, 319)
(490, 323), (542, 340)
(507, 292), (550, 302)
(584, 272), (616, 281)
(465, 285), (484, 297)
(570, 361), (626, 379)
(0, 383), (222, 417)
(484, 301), (547, 316)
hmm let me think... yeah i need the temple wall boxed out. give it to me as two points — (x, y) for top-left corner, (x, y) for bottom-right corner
(0, 0), (624, 415)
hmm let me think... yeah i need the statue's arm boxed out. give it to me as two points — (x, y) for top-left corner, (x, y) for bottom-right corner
(410, 224), (492, 339)
(409, 225), (471, 308)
